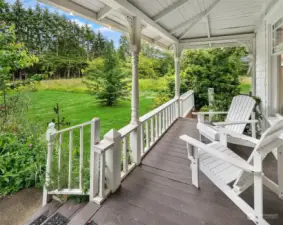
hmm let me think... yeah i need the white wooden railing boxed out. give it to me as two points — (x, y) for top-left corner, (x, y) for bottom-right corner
(140, 97), (179, 156)
(43, 118), (100, 205)
(44, 90), (194, 205)
(180, 90), (195, 117)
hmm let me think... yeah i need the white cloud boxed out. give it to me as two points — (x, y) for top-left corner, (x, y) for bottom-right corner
(71, 19), (92, 28)
(94, 27), (115, 34)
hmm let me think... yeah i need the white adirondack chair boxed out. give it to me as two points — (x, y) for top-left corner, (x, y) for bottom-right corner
(194, 95), (257, 147)
(180, 119), (283, 225)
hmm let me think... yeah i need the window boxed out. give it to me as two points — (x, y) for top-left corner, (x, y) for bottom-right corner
(272, 17), (283, 55)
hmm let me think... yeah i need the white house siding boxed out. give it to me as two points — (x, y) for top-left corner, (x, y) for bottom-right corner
(255, 21), (269, 122)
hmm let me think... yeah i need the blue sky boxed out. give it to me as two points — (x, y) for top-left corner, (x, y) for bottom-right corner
(5, 0), (122, 46)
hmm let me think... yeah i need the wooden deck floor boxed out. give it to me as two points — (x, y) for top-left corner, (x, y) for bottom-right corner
(26, 118), (283, 225)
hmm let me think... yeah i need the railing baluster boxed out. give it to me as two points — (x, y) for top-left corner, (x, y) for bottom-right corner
(140, 123), (144, 155)
(150, 117), (154, 145)
(159, 112), (162, 135)
(79, 126), (84, 191)
(68, 129), (73, 189)
(58, 133), (62, 190)
(123, 136), (128, 173)
(99, 152), (105, 198)
(165, 107), (168, 129)
(162, 110), (166, 132)
(146, 121), (150, 151)
(155, 114), (159, 139)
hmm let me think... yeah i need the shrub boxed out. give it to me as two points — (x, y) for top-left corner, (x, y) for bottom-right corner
(0, 125), (46, 196)
(167, 48), (246, 111)
(84, 43), (128, 106)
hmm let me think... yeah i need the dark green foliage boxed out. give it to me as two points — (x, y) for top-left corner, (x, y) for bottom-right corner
(84, 42), (129, 106)
(167, 48), (247, 110)
(0, 0), (111, 79)
(0, 124), (46, 196)
(51, 103), (70, 130)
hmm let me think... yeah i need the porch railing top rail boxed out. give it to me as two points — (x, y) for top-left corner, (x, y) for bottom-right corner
(180, 90), (194, 100)
(140, 98), (177, 122)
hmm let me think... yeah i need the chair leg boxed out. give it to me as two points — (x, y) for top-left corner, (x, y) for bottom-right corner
(254, 153), (264, 222)
(278, 146), (283, 199)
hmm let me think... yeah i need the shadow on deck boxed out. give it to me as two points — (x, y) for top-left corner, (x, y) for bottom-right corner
(26, 118), (283, 225)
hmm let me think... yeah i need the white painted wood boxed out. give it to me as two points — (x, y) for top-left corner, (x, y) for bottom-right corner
(145, 121), (150, 150)
(79, 127), (84, 190)
(99, 152), (106, 199)
(179, 0), (224, 39)
(180, 135), (256, 172)
(123, 136), (129, 173)
(253, 152), (263, 219)
(153, 0), (189, 22)
(43, 123), (56, 206)
(140, 123), (144, 155)
(100, 0), (178, 43)
(155, 114), (159, 139)
(162, 110), (166, 132)
(98, 5), (112, 20)
(150, 117), (154, 145)
(278, 146), (283, 198)
(130, 127), (141, 165)
(68, 130), (73, 189)
(170, 0), (223, 34)
(58, 133), (62, 190)
(197, 95), (256, 143)
(104, 129), (122, 192)
(187, 144), (199, 188)
(90, 118), (100, 201)
(158, 112), (162, 135)
(251, 112), (256, 138)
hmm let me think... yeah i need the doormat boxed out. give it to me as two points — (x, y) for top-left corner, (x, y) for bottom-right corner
(30, 215), (47, 225)
(44, 212), (69, 225)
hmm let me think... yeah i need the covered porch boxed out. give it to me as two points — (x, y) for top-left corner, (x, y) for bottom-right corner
(25, 118), (283, 225)
(25, 0), (283, 224)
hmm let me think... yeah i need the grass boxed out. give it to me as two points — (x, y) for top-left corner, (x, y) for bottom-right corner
(25, 91), (154, 135)
(239, 76), (252, 94)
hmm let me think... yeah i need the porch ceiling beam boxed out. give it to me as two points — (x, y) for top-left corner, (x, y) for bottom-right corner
(152, 0), (190, 22)
(180, 33), (255, 45)
(39, 0), (169, 49)
(170, 0), (222, 35)
(204, 16), (211, 47)
(178, 0), (223, 39)
(98, 5), (112, 20)
(99, 0), (178, 43)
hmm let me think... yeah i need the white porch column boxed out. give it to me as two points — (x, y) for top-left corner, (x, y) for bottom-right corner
(127, 16), (143, 165)
(127, 16), (142, 125)
(174, 43), (182, 117)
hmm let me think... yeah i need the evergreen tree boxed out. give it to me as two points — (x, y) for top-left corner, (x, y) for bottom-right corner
(84, 41), (128, 106)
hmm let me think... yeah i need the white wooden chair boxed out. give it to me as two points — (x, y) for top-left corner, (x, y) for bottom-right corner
(180, 119), (283, 225)
(193, 95), (257, 147)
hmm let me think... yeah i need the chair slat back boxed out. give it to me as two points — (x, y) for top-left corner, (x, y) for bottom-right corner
(234, 119), (283, 188)
(225, 95), (256, 133)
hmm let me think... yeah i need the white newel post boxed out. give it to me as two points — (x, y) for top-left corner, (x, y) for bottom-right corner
(127, 16), (143, 165)
(174, 43), (182, 117)
(89, 118), (100, 201)
(43, 122), (56, 206)
(104, 129), (122, 192)
(208, 88), (215, 122)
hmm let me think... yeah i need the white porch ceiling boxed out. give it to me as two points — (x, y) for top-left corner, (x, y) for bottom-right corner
(39, 0), (275, 49)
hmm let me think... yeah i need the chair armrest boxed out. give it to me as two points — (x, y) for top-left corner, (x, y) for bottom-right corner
(216, 127), (259, 145)
(213, 120), (258, 126)
(193, 111), (228, 116)
(179, 135), (258, 173)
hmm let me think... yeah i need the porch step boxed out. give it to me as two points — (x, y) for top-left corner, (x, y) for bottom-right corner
(23, 201), (62, 225)
(25, 200), (101, 225)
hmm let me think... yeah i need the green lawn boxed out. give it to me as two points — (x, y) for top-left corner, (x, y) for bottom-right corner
(25, 90), (154, 135)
